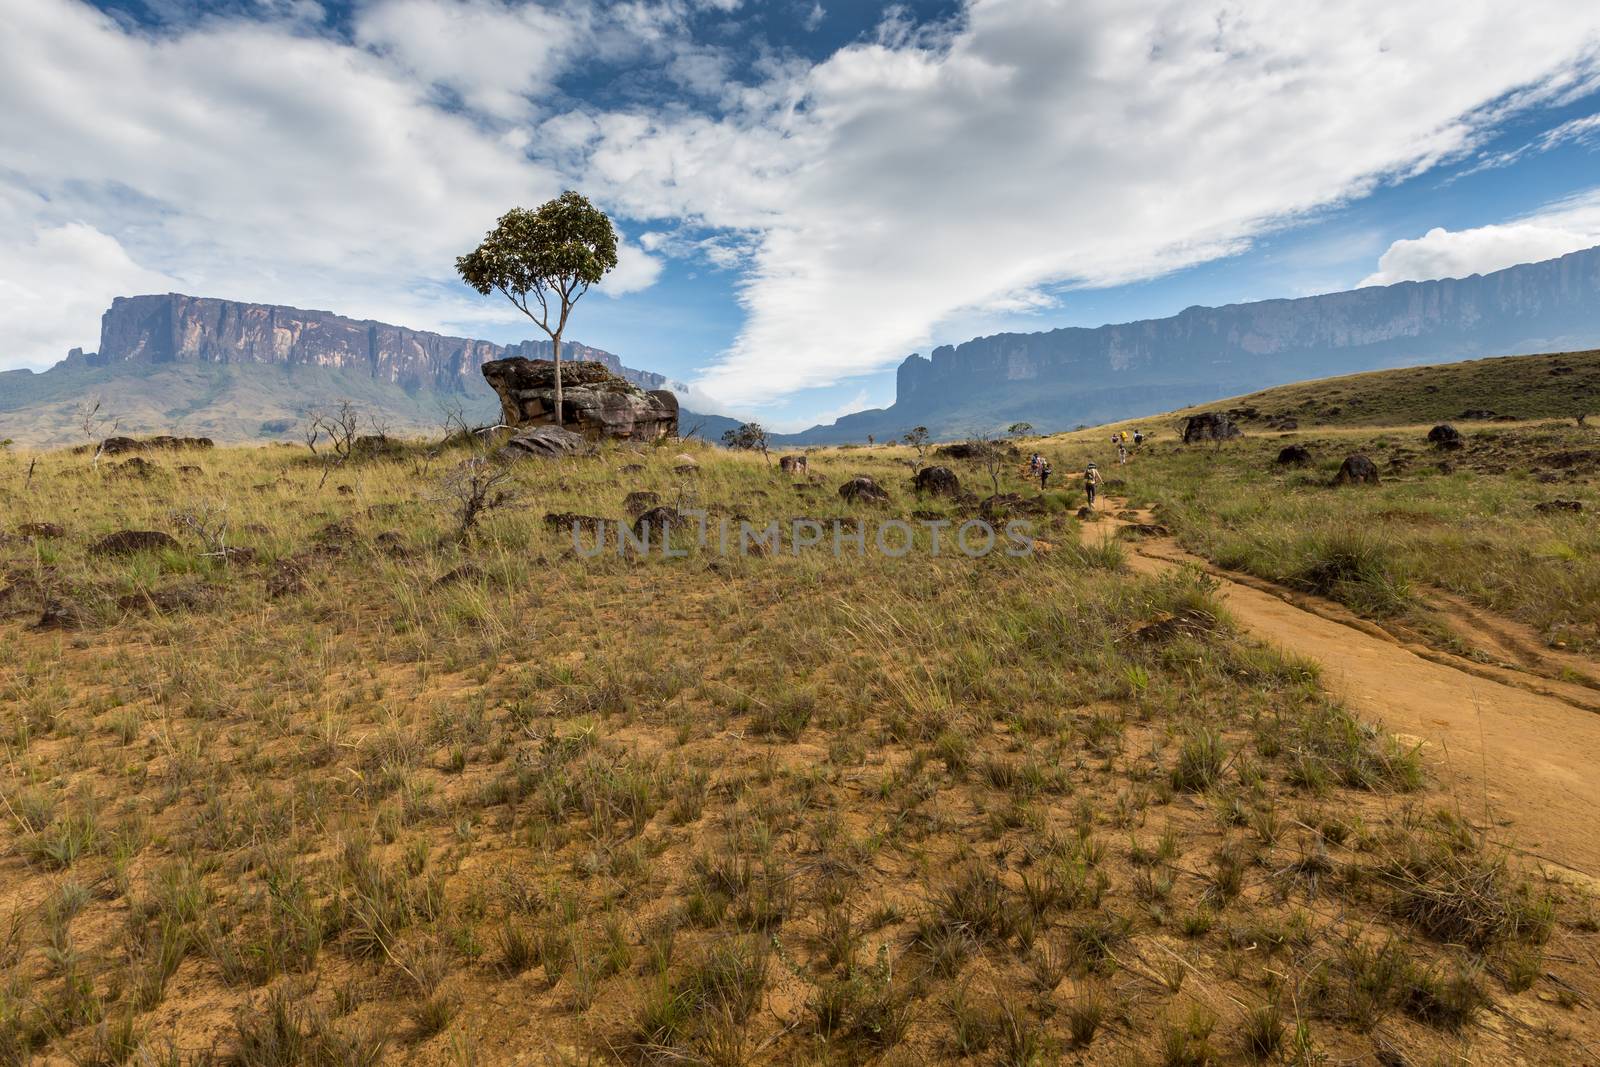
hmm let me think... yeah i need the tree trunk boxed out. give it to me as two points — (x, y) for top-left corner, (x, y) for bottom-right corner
(552, 334), (564, 428)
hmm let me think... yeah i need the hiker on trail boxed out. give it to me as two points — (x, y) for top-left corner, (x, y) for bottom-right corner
(1133, 429), (1144, 447)
(1039, 458), (1052, 489)
(1117, 440), (1128, 465)
(1084, 462), (1102, 507)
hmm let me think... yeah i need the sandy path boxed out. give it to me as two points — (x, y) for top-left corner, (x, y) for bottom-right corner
(1086, 503), (1600, 878)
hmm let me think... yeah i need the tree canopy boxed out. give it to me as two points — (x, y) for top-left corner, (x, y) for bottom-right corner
(455, 191), (618, 322)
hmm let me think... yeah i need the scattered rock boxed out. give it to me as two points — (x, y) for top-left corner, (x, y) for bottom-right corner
(177, 465), (203, 476)
(97, 436), (145, 456)
(266, 558), (309, 598)
(143, 435), (214, 451)
(632, 506), (687, 541)
(35, 599), (81, 631)
(934, 441), (1021, 461)
(1265, 416), (1298, 431)
(112, 457), (158, 477)
(1181, 412), (1241, 444)
(545, 512), (608, 535)
(1117, 523), (1171, 538)
(1436, 461), (1455, 475)
(16, 522), (65, 540)
(1459, 409), (1496, 420)
(779, 455), (808, 474)
(979, 493), (1047, 519)
(311, 520), (358, 556)
(619, 463), (646, 475)
(672, 453), (700, 473)
(434, 563), (486, 587)
(351, 435), (401, 457)
(622, 491), (660, 516)
(838, 476), (890, 505)
(909, 509), (946, 522)
(1133, 609), (1217, 644)
(90, 530), (180, 556)
(501, 425), (593, 460)
(1077, 506), (1099, 520)
(336, 484), (355, 495)
(374, 531), (410, 558)
(1332, 454), (1381, 486)
(912, 466), (962, 496)
(117, 582), (220, 614)
(1427, 424), (1465, 450)
(1534, 499), (1584, 515)
(1276, 444), (1313, 466)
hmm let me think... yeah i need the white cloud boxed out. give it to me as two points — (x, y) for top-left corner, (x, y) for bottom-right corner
(354, 0), (588, 120)
(4, 0), (1600, 425)
(1360, 188), (1600, 286)
(615, 0), (1600, 406)
(0, 222), (182, 370)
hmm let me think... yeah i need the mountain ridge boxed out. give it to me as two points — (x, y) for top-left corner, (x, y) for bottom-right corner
(0, 293), (738, 446)
(783, 243), (1600, 442)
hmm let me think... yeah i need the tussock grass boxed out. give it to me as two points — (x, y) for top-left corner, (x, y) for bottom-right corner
(0, 434), (1590, 1064)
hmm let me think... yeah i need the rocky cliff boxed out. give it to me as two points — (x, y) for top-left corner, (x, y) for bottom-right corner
(60, 293), (667, 393)
(790, 244), (1600, 442)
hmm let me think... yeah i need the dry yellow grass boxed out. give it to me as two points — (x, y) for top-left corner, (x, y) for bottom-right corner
(0, 433), (1593, 1065)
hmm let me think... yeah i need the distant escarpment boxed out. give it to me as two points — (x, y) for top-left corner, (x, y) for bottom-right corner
(0, 294), (690, 447)
(787, 244), (1600, 443)
(61, 293), (668, 393)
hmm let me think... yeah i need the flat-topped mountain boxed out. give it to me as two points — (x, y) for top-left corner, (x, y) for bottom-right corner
(0, 294), (704, 446)
(63, 293), (669, 392)
(788, 244), (1600, 442)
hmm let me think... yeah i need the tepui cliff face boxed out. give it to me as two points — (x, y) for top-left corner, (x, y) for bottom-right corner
(792, 243), (1600, 442)
(60, 294), (665, 393)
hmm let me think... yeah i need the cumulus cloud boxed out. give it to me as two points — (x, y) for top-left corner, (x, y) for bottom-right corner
(1360, 188), (1600, 286)
(0, 221), (182, 370)
(354, 0), (588, 119)
(4, 0), (1600, 422)
(634, 0), (1600, 406)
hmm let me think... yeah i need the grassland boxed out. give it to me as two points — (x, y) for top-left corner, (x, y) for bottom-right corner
(0, 426), (1594, 1065)
(1157, 348), (1600, 431)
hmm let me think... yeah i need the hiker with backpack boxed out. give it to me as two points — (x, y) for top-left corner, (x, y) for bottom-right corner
(1039, 458), (1052, 489)
(1083, 462), (1102, 507)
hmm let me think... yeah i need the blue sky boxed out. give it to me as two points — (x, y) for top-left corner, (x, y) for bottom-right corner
(3, 0), (1600, 429)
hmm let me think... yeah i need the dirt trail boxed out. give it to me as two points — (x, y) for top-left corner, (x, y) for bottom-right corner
(1086, 501), (1600, 879)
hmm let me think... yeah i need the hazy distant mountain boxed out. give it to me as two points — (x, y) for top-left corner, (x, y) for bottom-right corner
(785, 244), (1600, 443)
(0, 294), (740, 446)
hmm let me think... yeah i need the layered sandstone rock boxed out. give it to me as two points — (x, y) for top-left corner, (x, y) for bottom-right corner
(65, 294), (669, 394)
(481, 358), (678, 441)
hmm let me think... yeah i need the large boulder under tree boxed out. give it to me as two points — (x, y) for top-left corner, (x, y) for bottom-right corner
(482, 358), (678, 441)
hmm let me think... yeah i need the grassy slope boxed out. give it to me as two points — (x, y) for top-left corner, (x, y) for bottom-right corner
(0, 438), (1590, 1063)
(1028, 352), (1600, 652)
(1156, 348), (1600, 430)
(0, 363), (499, 447)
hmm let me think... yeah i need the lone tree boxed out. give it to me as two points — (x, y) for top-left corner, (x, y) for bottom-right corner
(721, 422), (771, 463)
(456, 191), (618, 428)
